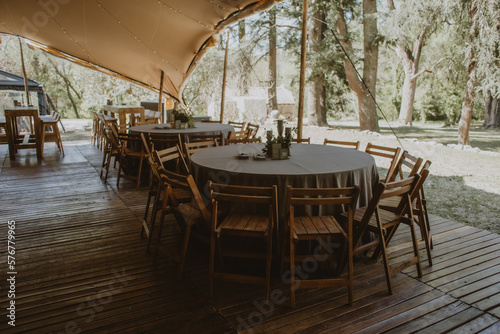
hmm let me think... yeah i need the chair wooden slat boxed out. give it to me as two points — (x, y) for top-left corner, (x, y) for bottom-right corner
(285, 185), (360, 307)
(209, 182), (278, 302)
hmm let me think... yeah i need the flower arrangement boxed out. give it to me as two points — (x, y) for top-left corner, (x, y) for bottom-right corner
(262, 119), (297, 159)
(172, 104), (195, 128)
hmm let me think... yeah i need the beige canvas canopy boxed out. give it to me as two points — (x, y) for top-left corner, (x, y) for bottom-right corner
(0, 0), (282, 101)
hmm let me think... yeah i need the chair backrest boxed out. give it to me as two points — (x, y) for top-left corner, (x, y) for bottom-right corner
(148, 133), (182, 152)
(285, 186), (359, 226)
(228, 121), (247, 131)
(117, 132), (144, 156)
(187, 132), (224, 146)
(354, 175), (419, 249)
(184, 139), (218, 162)
(103, 126), (120, 151)
(365, 143), (402, 183)
(292, 137), (311, 144)
(323, 139), (360, 150)
(209, 182), (278, 230)
(246, 123), (260, 139)
(227, 129), (251, 144)
(389, 150), (423, 182)
(412, 160), (432, 203)
(159, 167), (211, 226)
(5, 108), (40, 135)
(153, 145), (189, 174)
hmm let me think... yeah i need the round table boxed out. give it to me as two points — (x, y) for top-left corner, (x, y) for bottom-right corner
(191, 143), (379, 219)
(129, 122), (234, 143)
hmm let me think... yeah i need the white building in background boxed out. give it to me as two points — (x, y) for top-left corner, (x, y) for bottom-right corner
(207, 85), (296, 123)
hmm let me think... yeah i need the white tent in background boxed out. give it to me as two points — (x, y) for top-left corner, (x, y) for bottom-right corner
(0, 0), (283, 101)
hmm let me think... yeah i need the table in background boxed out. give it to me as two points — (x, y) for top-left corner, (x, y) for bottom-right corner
(191, 143), (379, 220)
(4, 107), (43, 160)
(129, 122), (234, 144)
(103, 105), (145, 126)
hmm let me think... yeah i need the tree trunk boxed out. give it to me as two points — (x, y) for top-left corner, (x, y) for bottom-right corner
(335, 1), (380, 132)
(307, 80), (326, 126)
(395, 28), (427, 125)
(398, 71), (418, 125)
(268, 9), (278, 112)
(307, 7), (327, 126)
(238, 19), (250, 95)
(483, 90), (500, 128)
(458, 3), (478, 145)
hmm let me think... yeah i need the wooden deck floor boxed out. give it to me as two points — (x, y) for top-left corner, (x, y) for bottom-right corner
(1, 142), (499, 334)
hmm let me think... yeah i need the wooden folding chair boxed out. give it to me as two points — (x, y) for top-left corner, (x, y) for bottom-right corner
(347, 175), (422, 295)
(323, 139), (360, 150)
(187, 132), (224, 146)
(227, 129), (251, 144)
(153, 146), (189, 175)
(183, 139), (218, 167)
(148, 133), (183, 152)
(116, 132), (147, 188)
(379, 160), (433, 265)
(228, 121), (247, 131)
(285, 186), (360, 307)
(365, 143), (402, 182)
(388, 150), (423, 182)
(140, 157), (192, 253)
(208, 182), (278, 302)
(4, 108), (42, 161)
(100, 125), (121, 183)
(292, 137), (311, 144)
(246, 122), (260, 139)
(158, 168), (211, 278)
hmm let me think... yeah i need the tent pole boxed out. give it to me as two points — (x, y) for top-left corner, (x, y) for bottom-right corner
(297, 0), (308, 140)
(220, 31), (229, 123)
(19, 38), (31, 106)
(158, 70), (164, 122)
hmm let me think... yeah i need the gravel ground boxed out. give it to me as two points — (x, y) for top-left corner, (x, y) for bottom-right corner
(61, 119), (500, 235)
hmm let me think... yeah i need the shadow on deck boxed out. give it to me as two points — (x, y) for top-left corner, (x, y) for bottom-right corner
(0, 142), (499, 333)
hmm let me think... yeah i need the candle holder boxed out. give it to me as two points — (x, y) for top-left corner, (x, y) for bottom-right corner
(262, 125), (296, 159)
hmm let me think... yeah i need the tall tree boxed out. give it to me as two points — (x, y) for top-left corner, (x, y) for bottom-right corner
(483, 90), (500, 128)
(268, 7), (279, 112)
(385, 0), (443, 125)
(307, 6), (327, 126)
(457, 0), (478, 145)
(457, 0), (499, 143)
(335, 0), (380, 132)
(475, 0), (500, 129)
(238, 19), (250, 95)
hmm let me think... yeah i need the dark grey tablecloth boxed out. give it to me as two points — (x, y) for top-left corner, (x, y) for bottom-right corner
(191, 143), (379, 219)
(129, 123), (234, 143)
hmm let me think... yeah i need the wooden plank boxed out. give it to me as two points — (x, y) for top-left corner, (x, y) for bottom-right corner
(445, 314), (499, 334)
(2, 142), (500, 334)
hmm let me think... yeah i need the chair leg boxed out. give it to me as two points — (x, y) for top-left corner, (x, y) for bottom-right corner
(408, 218), (423, 278)
(100, 146), (109, 180)
(104, 154), (113, 184)
(377, 222), (394, 295)
(290, 239), (296, 308)
(178, 223), (193, 279)
(416, 209), (433, 266)
(265, 232), (273, 303)
(209, 230), (216, 297)
(53, 125), (64, 156)
(421, 199), (433, 249)
(116, 156), (124, 188)
(347, 235), (354, 306)
(136, 156), (144, 188)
